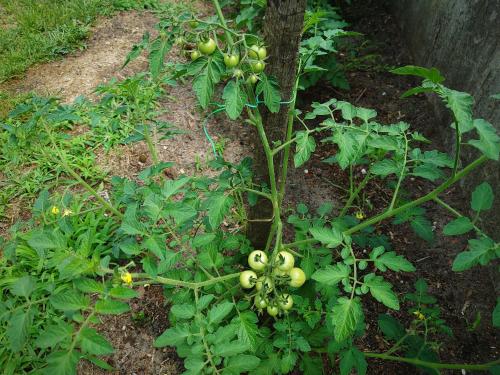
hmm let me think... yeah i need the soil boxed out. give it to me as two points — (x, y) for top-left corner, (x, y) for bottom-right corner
(0, 0), (498, 374)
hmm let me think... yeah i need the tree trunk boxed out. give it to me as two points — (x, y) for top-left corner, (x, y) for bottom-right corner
(247, 0), (306, 249)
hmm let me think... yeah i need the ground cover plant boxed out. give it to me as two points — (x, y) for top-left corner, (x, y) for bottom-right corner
(0, 0), (499, 374)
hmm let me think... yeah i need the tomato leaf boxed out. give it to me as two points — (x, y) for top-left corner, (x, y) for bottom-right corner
(294, 131), (316, 167)
(256, 73), (281, 113)
(331, 297), (364, 342)
(223, 80), (248, 120)
(363, 273), (400, 310)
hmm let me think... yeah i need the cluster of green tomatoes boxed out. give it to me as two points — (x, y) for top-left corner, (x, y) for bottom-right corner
(184, 21), (268, 85)
(239, 250), (306, 317)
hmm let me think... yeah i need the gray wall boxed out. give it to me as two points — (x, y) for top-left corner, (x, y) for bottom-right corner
(391, 0), (500, 239)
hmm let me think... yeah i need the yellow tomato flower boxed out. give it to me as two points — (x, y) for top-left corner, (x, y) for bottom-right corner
(413, 311), (425, 320)
(51, 206), (60, 215)
(355, 211), (365, 220)
(121, 272), (133, 285)
(62, 208), (73, 217)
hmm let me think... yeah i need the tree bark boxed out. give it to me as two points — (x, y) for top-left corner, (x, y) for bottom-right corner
(247, 0), (306, 249)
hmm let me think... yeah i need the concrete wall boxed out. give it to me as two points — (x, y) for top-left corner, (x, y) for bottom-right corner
(391, 0), (500, 239)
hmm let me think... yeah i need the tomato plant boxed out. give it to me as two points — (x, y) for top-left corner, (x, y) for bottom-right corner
(0, 0), (499, 374)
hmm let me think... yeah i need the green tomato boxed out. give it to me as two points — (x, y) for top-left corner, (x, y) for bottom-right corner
(224, 54), (240, 68)
(254, 295), (268, 309)
(277, 251), (295, 271)
(190, 50), (201, 61)
(240, 270), (257, 289)
(247, 74), (259, 85)
(255, 276), (273, 293)
(250, 61), (265, 73)
(233, 69), (244, 79)
(267, 305), (279, 317)
(278, 294), (293, 310)
(288, 267), (306, 288)
(188, 20), (199, 29)
(198, 38), (217, 55)
(248, 44), (266, 60)
(248, 250), (268, 271)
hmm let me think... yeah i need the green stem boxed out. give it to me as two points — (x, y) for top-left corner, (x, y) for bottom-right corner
(452, 119), (461, 176)
(283, 155), (488, 248)
(344, 155), (488, 236)
(433, 196), (484, 235)
(211, 0), (234, 47)
(143, 123), (159, 164)
(339, 173), (371, 216)
(40, 120), (124, 219)
(389, 133), (409, 211)
(133, 272), (240, 289)
(239, 187), (272, 200)
(364, 352), (500, 371)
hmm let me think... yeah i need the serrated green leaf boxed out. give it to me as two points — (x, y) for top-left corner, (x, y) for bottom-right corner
(331, 297), (364, 342)
(154, 324), (190, 347)
(390, 66), (444, 84)
(120, 206), (145, 235)
(371, 159), (400, 177)
(214, 340), (249, 357)
(209, 301), (233, 325)
(95, 299), (130, 315)
(309, 226), (343, 248)
(222, 354), (261, 375)
(452, 237), (497, 271)
(443, 217), (474, 236)
(10, 276), (36, 298)
(162, 177), (190, 200)
(364, 274), (399, 310)
(170, 304), (196, 319)
(294, 131), (316, 167)
(377, 314), (405, 340)
(35, 322), (74, 348)
(439, 87), (473, 133)
(468, 119), (500, 160)
(79, 327), (114, 355)
(43, 350), (79, 375)
(374, 251), (415, 272)
(193, 71), (214, 109)
(471, 182), (494, 212)
(340, 346), (367, 375)
(233, 310), (259, 351)
(412, 163), (443, 181)
(223, 80), (248, 119)
(410, 215), (434, 242)
(256, 73), (281, 113)
(149, 36), (172, 79)
(109, 286), (139, 300)
(74, 278), (105, 294)
(205, 193), (234, 229)
(50, 291), (90, 311)
(7, 309), (33, 352)
(312, 263), (351, 285)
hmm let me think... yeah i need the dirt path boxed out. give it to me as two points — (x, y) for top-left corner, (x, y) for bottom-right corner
(0, 11), (157, 102)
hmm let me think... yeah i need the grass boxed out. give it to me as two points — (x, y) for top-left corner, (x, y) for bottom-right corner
(0, 0), (159, 83)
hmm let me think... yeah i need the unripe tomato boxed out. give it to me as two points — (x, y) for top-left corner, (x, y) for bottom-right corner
(247, 74), (259, 85)
(248, 45), (266, 60)
(254, 295), (267, 309)
(255, 276), (273, 293)
(248, 250), (268, 271)
(277, 251), (295, 271)
(233, 69), (244, 79)
(198, 38), (216, 55)
(190, 50), (201, 61)
(250, 61), (265, 73)
(224, 54), (240, 68)
(267, 305), (279, 317)
(189, 20), (199, 29)
(175, 37), (185, 46)
(272, 267), (287, 277)
(278, 294), (293, 310)
(289, 267), (306, 288)
(240, 270), (257, 289)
